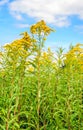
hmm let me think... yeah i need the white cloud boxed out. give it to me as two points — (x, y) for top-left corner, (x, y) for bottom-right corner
(9, 0), (83, 27)
(0, 0), (9, 6)
(10, 12), (23, 20)
(16, 23), (30, 28)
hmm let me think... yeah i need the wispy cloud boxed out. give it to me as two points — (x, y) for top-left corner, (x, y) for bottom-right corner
(74, 25), (83, 34)
(8, 0), (83, 27)
(0, 0), (9, 6)
(75, 25), (83, 30)
(16, 23), (30, 28)
(10, 12), (23, 20)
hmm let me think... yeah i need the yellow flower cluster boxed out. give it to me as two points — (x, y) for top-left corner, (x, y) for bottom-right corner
(3, 32), (34, 60)
(0, 69), (5, 77)
(0, 52), (3, 65)
(20, 32), (33, 48)
(0, 52), (2, 57)
(28, 66), (34, 72)
(42, 50), (53, 63)
(65, 43), (83, 71)
(30, 20), (54, 36)
(43, 52), (48, 59)
(52, 62), (57, 69)
(4, 32), (32, 52)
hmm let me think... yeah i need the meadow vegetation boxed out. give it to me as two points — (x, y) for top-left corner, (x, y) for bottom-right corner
(0, 20), (83, 130)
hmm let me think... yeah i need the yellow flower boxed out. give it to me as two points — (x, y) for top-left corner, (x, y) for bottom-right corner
(48, 47), (51, 52)
(28, 66), (34, 72)
(43, 38), (46, 41)
(30, 20), (54, 36)
(43, 52), (48, 59)
(1, 69), (5, 77)
(52, 62), (57, 68)
(0, 52), (2, 57)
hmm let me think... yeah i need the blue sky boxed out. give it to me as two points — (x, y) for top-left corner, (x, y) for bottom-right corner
(0, 0), (83, 50)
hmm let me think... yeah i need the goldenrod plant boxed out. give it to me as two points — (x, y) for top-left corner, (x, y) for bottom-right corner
(0, 20), (83, 130)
